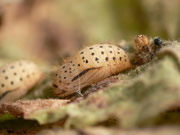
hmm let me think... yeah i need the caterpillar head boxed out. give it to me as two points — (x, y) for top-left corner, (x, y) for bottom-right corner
(153, 37), (163, 47)
(134, 35), (149, 52)
(133, 35), (164, 65)
(0, 60), (42, 101)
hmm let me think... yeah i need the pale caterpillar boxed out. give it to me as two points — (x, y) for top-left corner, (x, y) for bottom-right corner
(0, 60), (42, 101)
(53, 44), (131, 97)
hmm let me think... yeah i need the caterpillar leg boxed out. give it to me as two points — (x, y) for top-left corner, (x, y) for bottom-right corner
(76, 89), (83, 96)
(76, 78), (83, 96)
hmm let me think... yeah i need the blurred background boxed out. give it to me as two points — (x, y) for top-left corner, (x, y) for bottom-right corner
(0, 0), (179, 66)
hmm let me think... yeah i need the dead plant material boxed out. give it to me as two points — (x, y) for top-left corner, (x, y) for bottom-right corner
(0, 99), (69, 118)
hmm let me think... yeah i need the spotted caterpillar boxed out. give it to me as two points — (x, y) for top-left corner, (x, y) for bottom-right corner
(53, 44), (131, 97)
(0, 60), (42, 101)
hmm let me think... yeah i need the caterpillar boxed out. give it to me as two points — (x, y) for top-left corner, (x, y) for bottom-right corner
(134, 35), (163, 52)
(133, 35), (163, 65)
(0, 60), (42, 101)
(134, 34), (149, 52)
(53, 44), (131, 97)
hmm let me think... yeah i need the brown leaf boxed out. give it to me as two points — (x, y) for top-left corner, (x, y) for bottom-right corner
(0, 99), (69, 118)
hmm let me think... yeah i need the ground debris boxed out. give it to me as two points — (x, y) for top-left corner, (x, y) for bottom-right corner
(0, 99), (69, 118)
(35, 126), (180, 135)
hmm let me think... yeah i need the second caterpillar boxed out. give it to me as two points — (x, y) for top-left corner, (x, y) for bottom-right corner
(53, 44), (131, 97)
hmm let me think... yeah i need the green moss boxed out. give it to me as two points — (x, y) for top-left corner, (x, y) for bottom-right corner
(0, 114), (15, 122)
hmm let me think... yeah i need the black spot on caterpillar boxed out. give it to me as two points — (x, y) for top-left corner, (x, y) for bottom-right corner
(53, 84), (58, 88)
(72, 67), (102, 82)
